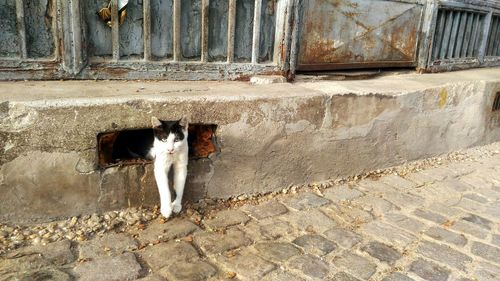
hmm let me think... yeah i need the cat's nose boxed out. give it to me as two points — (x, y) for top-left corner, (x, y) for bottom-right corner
(167, 149), (174, 154)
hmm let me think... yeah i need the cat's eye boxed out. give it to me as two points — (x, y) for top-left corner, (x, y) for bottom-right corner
(174, 137), (180, 142)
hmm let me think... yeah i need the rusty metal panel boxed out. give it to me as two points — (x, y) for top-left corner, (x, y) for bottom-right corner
(298, 0), (424, 71)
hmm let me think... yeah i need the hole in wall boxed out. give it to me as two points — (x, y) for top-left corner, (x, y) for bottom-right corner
(97, 124), (219, 169)
(493, 92), (500, 112)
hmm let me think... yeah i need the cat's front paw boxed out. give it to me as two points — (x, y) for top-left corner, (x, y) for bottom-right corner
(160, 206), (172, 219)
(172, 201), (182, 214)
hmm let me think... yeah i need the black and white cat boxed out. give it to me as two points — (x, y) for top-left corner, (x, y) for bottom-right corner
(111, 116), (189, 218)
(149, 116), (189, 218)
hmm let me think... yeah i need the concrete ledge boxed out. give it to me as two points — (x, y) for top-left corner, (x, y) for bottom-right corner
(1, 68), (500, 223)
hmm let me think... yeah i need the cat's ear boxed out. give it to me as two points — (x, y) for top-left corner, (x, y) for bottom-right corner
(151, 116), (162, 128)
(179, 116), (189, 129)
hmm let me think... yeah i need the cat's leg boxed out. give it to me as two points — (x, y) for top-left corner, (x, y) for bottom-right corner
(154, 160), (172, 218)
(172, 162), (188, 214)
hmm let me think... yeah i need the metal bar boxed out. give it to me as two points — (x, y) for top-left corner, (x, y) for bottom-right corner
(468, 13), (480, 57)
(227, 0), (236, 63)
(447, 10), (460, 58)
(251, 0), (262, 64)
(15, 0), (27, 58)
(201, 0), (209, 62)
(454, 11), (467, 58)
(439, 10), (453, 59)
(461, 12), (473, 57)
(143, 0), (151, 60)
(486, 17), (495, 56)
(478, 11), (492, 62)
(111, 0), (120, 61)
(173, 0), (181, 61)
(432, 10), (446, 60)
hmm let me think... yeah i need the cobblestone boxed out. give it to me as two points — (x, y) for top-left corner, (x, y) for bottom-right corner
(416, 240), (473, 271)
(361, 241), (402, 265)
(287, 254), (330, 279)
(424, 226), (468, 246)
(332, 252), (377, 279)
(409, 258), (450, 281)
(1, 142), (499, 281)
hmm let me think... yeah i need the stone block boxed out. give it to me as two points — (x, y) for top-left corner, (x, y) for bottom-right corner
(323, 185), (364, 201)
(78, 233), (138, 260)
(262, 270), (306, 281)
(134, 218), (200, 244)
(287, 254), (330, 280)
(381, 272), (414, 281)
(361, 221), (416, 248)
(461, 214), (492, 230)
(413, 209), (448, 224)
(471, 242), (500, 264)
(216, 249), (276, 280)
(204, 210), (250, 230)
(282, 209), (338, 233)
(383, 213), (426, 234)
(139, 241), (199, 271)
(283, 192), (331, 211)
(292, 234), (337, 256)
(332, 252), (377, 279)
(193, 229), (251, 255)
(323, 228), (362, 249)
(416, 240), (472, 271)
(424, 227), (467, 246)
(361, 241), (402, 264)
(380, 174), (418, 189)
(254, 242), (302, 262)
(409, 258), (450, 281)
(159, 260), (217, 281)
(241, 201), (288, 220)
(72, 252), (142, 281)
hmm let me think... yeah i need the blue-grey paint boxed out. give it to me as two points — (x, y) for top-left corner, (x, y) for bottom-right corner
(151, 0), (173, 59)
(24, 0), (54, 58)
(0, 0), (19, 57)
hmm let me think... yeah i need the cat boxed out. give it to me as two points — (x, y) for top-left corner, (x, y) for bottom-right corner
(110, 116), (188, 218)
(149, 116), (189, 218)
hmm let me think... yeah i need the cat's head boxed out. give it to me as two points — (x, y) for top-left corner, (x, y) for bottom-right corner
(151, 116), (188, 154)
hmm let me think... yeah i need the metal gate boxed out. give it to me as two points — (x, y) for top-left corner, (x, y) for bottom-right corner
(297, 0), (425, 71)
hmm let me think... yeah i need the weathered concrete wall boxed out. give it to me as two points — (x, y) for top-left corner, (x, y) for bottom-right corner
(1, 68), (499, 224)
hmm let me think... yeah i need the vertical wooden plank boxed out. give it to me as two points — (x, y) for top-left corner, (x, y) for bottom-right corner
(461, 12), (473, 58)
(491, 18), (500, 56)
(478, 11), (492, 62)
(273, 0), (287, 66)
(143, 0), (151, 60)
(288, 0), (300, 80)
(111, 0), (120, 61)
(431, 9), (445, 61)
(468, 13), (479, 57)
(454, 11), (467, 58)
(251, 0), (262, 64)
(173, 0), (181, 61)
(201, 0), (209, 62)
(418, 0), (438, 70)
(227, 0), (236, 63)
(447, 10), (460, 59)
(439, 10), (453, 59)
(15, 0), (27, 59)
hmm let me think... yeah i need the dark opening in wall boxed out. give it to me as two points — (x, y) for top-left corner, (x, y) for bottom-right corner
(98, 124), (218, 168)
(493, 92), (500, 112)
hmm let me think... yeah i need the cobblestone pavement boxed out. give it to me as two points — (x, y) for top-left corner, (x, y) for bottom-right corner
(1, 144), (500, 281)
